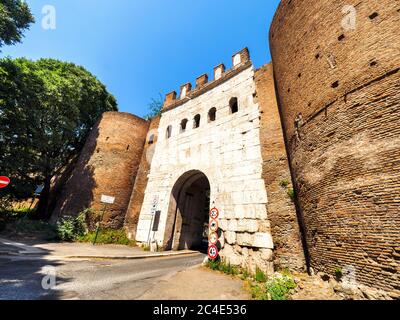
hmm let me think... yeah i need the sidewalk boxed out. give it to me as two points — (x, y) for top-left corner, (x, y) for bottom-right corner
(139, 266), (251, 300)
(0, 238), (198, 261)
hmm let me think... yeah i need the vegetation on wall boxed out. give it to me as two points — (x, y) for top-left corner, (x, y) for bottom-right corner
(279, 179), (296, 202)
(144, 94), (163, 120)
(287, 188), (295, 202)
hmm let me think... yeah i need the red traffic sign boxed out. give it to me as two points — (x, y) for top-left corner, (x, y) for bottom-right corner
(209, 207), (219, 220)
(208, 245), (219, 260)
(209, 219), (219, 233)
(209, 232), (219, 245)
(0, 177), (10, 189)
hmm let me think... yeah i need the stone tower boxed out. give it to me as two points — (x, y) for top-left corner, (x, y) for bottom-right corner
(53, 112), (149, 228)
(270, 0), (400, 296)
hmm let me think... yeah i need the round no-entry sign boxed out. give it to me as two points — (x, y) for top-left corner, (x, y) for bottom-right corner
(209, 207), (219, 220)
(208, 245), (219, 260)
(0, 176), (10, 189)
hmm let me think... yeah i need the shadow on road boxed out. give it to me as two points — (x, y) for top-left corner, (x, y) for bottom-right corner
(0, 241), (72, 300)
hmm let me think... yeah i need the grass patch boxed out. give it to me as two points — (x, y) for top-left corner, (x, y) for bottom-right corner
(0, 208), (35, 224)
(78, 228), (136, 246)
(255, 268), (267, 283)
(1, 207), (136, 247)
(1, 208), (57, 240)
(205, 259), (297, 301)
(206, 258), (221, 270)
(219, 262), (239, 276)
(266, 275), (297, 300)
(249, 274), (297, 301)
(2, 218), (58, 241)
(249, 283), (270, 300)
(205, 258), (239, 276)
(142, 244), (151, 251)
(240, 268), (251, 281)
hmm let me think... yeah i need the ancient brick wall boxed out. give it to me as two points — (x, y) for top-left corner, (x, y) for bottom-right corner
(270, 0), (400, 296)
(125, 116), (160, 239)
(52, 112), (149, 229)
(255, 63), (306, 272)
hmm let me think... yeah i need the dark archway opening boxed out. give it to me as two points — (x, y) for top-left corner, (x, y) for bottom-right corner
(164, 171), (210, 252)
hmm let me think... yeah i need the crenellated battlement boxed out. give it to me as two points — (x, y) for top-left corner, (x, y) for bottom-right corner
(162, 48), (251, 112)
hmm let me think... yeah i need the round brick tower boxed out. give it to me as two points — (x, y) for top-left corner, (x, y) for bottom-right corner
(52, 112), (149, 229)
(270, 0), (400, 296)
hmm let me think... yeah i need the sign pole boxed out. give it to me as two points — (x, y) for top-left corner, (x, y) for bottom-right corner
(27, 185), (44, 213)
(147, 196), (159, 247)
(28, 196), (36, 210)
(93, 194), (116, 245)
(147, 213), (155, 246)
(93, 204), (107, 246)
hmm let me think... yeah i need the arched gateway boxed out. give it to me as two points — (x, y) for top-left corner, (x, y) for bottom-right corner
(163, 170), (211, 251)
(132, 51), (303, 275)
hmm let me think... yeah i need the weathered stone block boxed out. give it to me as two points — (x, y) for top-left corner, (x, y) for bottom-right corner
(236, 233), (253, 247)
(237, 219), (259, 233)
(260, 249), (273, 262)
(227, 219), (237, 231)
(225, 231), (236, 245)
(221, 244), (242, 266)
(219, 219), (228, 231)
(253, 233), (274, 249)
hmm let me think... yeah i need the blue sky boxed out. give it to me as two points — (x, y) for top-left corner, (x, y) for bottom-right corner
(3, 0), (280, 117)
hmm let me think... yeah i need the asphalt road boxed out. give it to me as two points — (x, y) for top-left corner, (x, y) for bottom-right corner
(0, 254), (205, 300)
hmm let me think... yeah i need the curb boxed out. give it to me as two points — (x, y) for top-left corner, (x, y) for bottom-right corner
(0, 250), (202, 260)
(65, 251), (202, 260)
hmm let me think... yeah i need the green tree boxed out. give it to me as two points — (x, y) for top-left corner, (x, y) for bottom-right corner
(0, 58), (118, 218)
(0, 0), (34, 49)
(145, 94), (163, 120)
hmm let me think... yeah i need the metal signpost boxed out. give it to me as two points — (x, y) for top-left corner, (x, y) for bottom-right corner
(29, 185), (44, 210)
(147, 196), (159, 246)
(93, 195), (115, 245)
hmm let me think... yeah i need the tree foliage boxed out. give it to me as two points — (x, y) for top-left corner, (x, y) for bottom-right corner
(0, 0), (34, 49)
(145, 93), (163, 120)
(0, 58), (118, 217)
